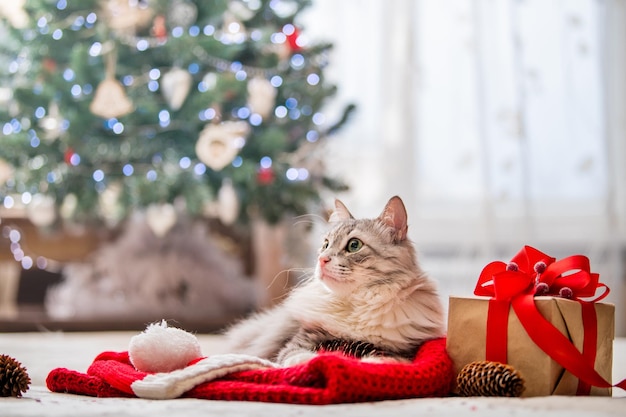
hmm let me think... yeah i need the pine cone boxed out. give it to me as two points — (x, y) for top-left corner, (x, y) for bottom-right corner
(457, 360), (525, 397)
(0, 354), (31, 397)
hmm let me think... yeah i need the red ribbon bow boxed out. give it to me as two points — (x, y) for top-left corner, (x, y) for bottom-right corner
(474, 246), (625, 395)
(474, 245), (608, 302)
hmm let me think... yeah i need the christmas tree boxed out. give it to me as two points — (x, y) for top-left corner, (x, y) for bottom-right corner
(0, 0), (352, 230)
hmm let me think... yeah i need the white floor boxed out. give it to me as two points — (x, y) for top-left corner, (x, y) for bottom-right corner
(0, 332), (624, 417)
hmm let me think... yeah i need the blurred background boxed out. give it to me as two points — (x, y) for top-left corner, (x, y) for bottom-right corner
(0, 0), (624, 336)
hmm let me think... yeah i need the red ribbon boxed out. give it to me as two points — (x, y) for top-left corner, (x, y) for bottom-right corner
(474, 245), (626, 395)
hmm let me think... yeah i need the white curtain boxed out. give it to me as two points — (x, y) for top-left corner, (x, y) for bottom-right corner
(300, 0), (626, 335)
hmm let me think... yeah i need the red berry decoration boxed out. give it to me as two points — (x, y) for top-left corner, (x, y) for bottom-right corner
(559, 287), (574, 299)
(535, 282), (550, 296)
(506, 262), (518, 272)
(533, 261), (547, 274)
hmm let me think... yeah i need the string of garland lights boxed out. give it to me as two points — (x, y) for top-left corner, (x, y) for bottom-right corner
(0, 0), (353, 237)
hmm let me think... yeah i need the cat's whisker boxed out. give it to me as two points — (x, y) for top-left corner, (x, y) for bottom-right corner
(291, 214), (327, 228)
(264, 269), (292, 292)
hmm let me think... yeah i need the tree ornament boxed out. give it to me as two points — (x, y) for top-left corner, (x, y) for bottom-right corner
(27, 194), (56, 227)
(0, 87), (12, 107)
(64, 147), (77, 165)
(195, 121), (250, 171)
(220, 12), (246, 43)
(0, 354), (31, 397)
(90, 47), (134, 119)
(39, 101), (64, 142)
(99, 182), (124, 227)
(60, 193), (78, 220)
(150, 15), (167, 41)
(0, 158), (13, 186)
(456, 360), (525, 397)
(0, 0), (29, 29)
(90, 78), (134, 119)
(168, 0), (198, 28)
(257, 167), (275, 185)
(269, 0), (299, 18)
(285, 25), (302, 52)
(217, 179), (239, 225)
(161, 67), (192, 111)
(42, 58), (58, 73)
(247, 77), (276, 118)
(101, 0), (155, 35)
(228, 0), (255, 21)
(145, 203), (177, 238)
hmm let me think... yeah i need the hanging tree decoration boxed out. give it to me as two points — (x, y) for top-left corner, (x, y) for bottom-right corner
(39, 101), (65, 142)
(60, 193), (78, 221)
(219, 11), (246, 44)
(217, 178), (239, 225)
(195, 121), (250, 171)
(0, 158), (13, 186)
(247, 77), (277, 118)
(0, 0), (29, 29)
(227, 0), (256, 21)
(99, 181), (125, 227)
(101, 0), (155, 36)
(145, 203), (178, 238)
(90, 46), (134, 119)
(161, 67), (193, 111)
(26, 193), (57, 228)
(168, 0), (198, 28)
(150, 14), (167, 42)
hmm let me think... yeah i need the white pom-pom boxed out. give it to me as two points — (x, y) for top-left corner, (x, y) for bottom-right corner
(129, 320), (203, 373)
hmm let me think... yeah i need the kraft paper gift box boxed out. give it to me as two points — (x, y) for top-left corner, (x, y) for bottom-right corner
(446, 295), (614, 397)
(446, 245), (620, 397)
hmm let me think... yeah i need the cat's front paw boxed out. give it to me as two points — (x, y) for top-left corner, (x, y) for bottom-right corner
(281, 350), (317, 367)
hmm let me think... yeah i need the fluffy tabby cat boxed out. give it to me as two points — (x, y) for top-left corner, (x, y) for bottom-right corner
(223, 196), (445, 366)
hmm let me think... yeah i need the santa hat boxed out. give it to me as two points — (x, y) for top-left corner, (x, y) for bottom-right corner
(46, 322), (454, 404)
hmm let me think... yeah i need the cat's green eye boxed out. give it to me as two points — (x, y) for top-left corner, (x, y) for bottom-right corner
(346, 238), (363, 253)
(321, 239), (329, 250)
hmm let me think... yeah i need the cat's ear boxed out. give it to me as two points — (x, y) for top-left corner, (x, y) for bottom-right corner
(329, 199), (354, 223)
(379, 196), (408, 241)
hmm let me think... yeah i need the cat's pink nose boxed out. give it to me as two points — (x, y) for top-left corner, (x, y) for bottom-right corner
(319, 255), (331, 266)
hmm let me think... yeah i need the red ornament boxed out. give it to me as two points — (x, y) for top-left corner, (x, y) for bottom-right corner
(256, 167), (275, 185)
(285, 26), (301, 52)
(64, 148), (75, 165)
(42, 58), (57, 73)
(151, 15), (168, 41)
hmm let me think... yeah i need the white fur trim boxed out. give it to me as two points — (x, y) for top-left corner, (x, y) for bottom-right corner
(131, 354), (278, 399)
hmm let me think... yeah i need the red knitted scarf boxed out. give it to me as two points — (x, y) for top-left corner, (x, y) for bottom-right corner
(46, 338), (454, 404)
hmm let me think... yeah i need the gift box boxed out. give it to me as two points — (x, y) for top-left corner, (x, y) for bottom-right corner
(447, 296), (614, 396)
(446, 246), (622, 397)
